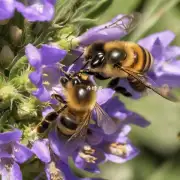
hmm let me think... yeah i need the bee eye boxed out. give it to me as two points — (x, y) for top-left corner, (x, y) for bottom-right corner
(91, 52), (105, 68)
(60, 77), (69, 86)
(72, 78), (81, 86)
(110, 49), (127, 63)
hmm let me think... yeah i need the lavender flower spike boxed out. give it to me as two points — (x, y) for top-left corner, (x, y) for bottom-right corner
(0, 0), (56, 22)
(0, 129), (33, 180)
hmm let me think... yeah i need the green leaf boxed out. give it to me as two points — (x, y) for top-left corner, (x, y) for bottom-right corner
(9, 56), (28, 80)
(130, 0), (180, 41)
(95, 0), (142, 24)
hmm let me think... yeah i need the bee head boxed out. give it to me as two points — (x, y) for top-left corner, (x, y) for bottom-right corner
(84, 41), (106, 69)
(60, 73), (96, 111)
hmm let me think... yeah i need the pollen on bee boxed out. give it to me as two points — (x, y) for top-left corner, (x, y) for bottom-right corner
(109, 143), (127, 156)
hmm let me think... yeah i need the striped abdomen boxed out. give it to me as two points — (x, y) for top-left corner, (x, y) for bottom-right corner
(124, 43), (153, 73)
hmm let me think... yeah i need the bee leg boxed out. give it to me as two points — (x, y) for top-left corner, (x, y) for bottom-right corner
(107, 78), (120, 89)
(80, 69), (110, 80)
(94, 73), (110, 80)
(51, 94), (67, 104)
(37, 111), (58, 133)
(114, 86), (132, 97)
(108, 78), (132, 97)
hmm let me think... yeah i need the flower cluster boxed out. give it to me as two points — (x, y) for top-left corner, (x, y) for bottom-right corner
(0, 0), (56, 22)
(24, 36), (151, 179)
(0, 0), (179, 179)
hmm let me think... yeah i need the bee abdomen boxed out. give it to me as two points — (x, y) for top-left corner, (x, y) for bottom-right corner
(129, 44), (153, 73)
(127, 77), (146, 92)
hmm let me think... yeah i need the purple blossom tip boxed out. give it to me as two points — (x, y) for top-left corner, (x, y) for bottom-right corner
(0, 0), (56, 22)
(15, 0), (56, 22)
(32, 139), (51, 163)
(0, 129), (22, 144)
(0, 0), (15, 20)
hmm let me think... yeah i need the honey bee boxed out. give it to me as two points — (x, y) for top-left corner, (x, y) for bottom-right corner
(79, 14), (177, 102)
(36, 72), (116, 143)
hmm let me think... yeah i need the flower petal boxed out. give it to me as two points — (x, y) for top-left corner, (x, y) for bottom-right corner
(56, 160), (84, 180)
(151, 38), (164, 61)
(40, 45), (67, 65)
(32, 85), (51, 102)
(29, 70), (42, 86)
(0, 0), (15, 20)
(124, 112), (151, 128)
(138, 30), (175, 50)
(102, 96), (129, 119)
(164, 46), (180, 60)
(42, 106), (54, 117)
(87, 125), (103, 145)
(15, 1), (55, 22)
(48, 130), (80, 159)
(13, 142), (33, 164)
(77, 14), (129, 46)
(10, 162), (22, 180)
(96, 88), (115, 105)
(0, 129), (22, 145)
(25, 44), (42, 69)
(1, 162), (22, 180)
(73, 147), (105, 173)
(32, 139), (51, 163)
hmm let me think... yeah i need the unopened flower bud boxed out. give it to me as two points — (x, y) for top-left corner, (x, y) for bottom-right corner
(14, 97), (40, 121)
(0, 45), (15, 68)
(9, 26), (22, 45)
(0, 83), (21, 109)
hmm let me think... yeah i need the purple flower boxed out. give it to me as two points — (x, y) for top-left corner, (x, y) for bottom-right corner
(46, 87), (143, 174)
(75, 14), (136, 46)
(138, 30), (180, 87)
(0, 0), (56, 21)
(0, 129), (33, 179)
(73, 145), (106, 174)
(25, 43), (67, 102)
(32, 139), (102, 180)
(99, 127), (139, 163)
(71, 124), (139, 174)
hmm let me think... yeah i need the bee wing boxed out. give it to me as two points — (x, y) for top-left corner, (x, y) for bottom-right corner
(106, 12), (141, 34)
(66, 113), (91, 143)
(94, 103), (117, 135)
(121, 67), (179, 102)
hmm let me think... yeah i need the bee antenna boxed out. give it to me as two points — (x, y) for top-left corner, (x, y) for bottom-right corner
(71, 52), (83, 65)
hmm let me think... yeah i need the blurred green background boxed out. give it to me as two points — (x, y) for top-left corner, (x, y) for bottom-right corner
(76, 0), (180, 179)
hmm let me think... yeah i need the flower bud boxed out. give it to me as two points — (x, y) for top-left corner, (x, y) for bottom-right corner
(0, 83), (21, 109)
(11, 70), (33, 92)
(0, 45), (15, 68)
(14, 97), (40, 121)
(9, 26), (22, 45)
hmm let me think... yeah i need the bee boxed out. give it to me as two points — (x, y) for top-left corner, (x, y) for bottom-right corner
(36, 72), (116, 143)
(79, 14), (177, 102)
